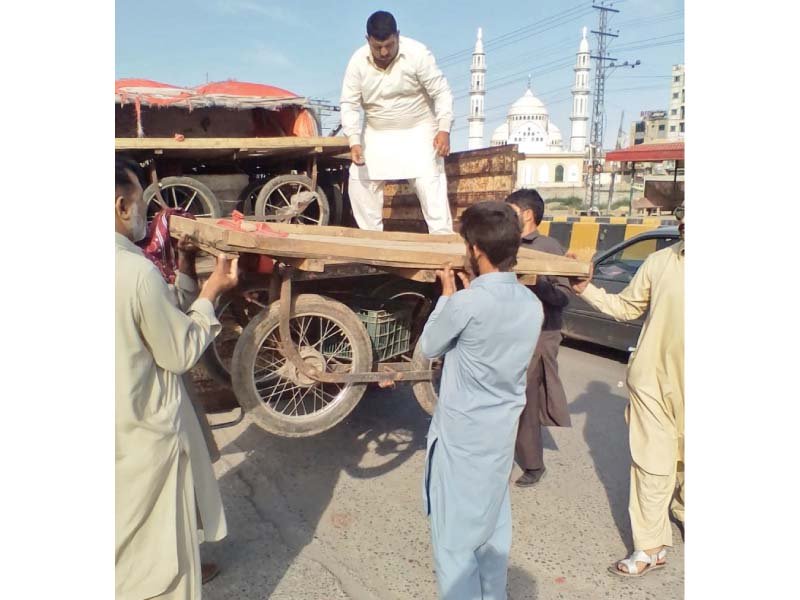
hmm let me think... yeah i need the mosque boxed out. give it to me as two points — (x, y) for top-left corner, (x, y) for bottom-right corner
(467, 26), (591, 195)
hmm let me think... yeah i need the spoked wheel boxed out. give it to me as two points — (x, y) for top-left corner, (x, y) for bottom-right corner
(200, 282), (271, 386)
(254, 174), (330, 226)
(237, 180), (267, 215)
(232, 294), (373, 437)
(411, 337), (442, 416)
(143, 176), (222, 221)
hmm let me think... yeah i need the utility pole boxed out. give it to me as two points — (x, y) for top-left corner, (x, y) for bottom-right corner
(606, 109), (625, 212)
(587, 1), (619, 210)
(585, 2), (640, 211)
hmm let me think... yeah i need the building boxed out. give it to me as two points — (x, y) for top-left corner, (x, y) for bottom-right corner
(467, 28), (486, 150)
(629, 110), (670, 145)
(667, 64), (684, 139)
(480, 27), (589, 196)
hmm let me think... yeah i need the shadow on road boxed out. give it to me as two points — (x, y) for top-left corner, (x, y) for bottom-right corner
(569, 381), (632, 547)
(507, 565), (539, 599)
(203, 385), (430, 599)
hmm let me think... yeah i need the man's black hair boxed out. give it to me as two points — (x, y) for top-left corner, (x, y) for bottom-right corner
(367, 11), (398, 41)
(115, 154), (144, 193)
(505, 188), (545, 225)
(459, 201), (522, 272)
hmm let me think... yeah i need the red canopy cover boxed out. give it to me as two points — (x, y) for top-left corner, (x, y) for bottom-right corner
(605, 141), (684, 163)
(115, 78), (317, 137)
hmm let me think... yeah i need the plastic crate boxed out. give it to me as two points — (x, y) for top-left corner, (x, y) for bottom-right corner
(324, 297), (413, 361)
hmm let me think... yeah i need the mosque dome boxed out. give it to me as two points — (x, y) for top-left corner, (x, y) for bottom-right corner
(508, 120), (549, 154)
(490, 122), (509, 146)
(508, 87), (549, 120)
(548, 122), (563, 146)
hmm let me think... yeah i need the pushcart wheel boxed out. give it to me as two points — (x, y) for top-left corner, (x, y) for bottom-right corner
(199, 281), (271, 386)
(254, 174), (330, 226)
(411, 337), (441, 416)
(368, 278), (435, 349)
(143, 176), (222, 221)
(237, 180), (267, 215)
(231, 294), (373, 437)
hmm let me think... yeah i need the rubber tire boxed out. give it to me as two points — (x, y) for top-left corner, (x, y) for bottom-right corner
(237, 180), (267, 215)
(231, 294), (373, 437)
(368, 278), (436, 349)
(254, 174), (330, 226)
(411, 337), (440, 416)
(199, 281), (272, 386)
(143, 176), (222, 218)
(322, 182), (344, 226)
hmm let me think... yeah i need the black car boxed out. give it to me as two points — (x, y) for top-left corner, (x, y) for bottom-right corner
(561, 226), (681, 352)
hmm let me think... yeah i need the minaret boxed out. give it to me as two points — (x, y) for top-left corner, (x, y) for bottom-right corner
(468, 27), (486, 150)
(569, 26), (591, 153)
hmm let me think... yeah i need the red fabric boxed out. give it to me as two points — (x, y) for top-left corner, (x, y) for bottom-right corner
(214, 211), (285, 274)
(215, 211), (288, 238)
(137, 208), (195, 284)
(195, 81), (297, 99)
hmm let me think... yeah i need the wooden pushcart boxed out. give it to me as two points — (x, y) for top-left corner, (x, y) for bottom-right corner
(170, 217), (590, 438)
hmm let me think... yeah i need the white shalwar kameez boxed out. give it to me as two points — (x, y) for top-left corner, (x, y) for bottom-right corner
(340, 36), (454, 234)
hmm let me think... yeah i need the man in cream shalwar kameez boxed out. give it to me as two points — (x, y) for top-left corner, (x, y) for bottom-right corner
(340, 11), (454, 234)
(572, 216), (684, 576)
(115, 157), (235, 599)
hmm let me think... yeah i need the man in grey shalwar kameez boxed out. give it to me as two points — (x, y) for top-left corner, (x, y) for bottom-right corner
(420, 202), (543, 599)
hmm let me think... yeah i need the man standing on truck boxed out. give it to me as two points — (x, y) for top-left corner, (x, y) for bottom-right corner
(505, 189), (572, 488)
(420, 202), (543, 599)
(570, 204), (685, 577)
(340, 10), (454, 234)
(115, 155), (238, 599)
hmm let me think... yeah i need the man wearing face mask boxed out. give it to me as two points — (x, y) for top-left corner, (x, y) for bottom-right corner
(419, 202), (543, 599)
(115, 155), (239, 599)
(340, 10), (454, 234)
(570, 204), (685, 578)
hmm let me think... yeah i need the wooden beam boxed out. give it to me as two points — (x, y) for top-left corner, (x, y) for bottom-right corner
(115, 136), (351, 151)
(169, 217), (590, 277)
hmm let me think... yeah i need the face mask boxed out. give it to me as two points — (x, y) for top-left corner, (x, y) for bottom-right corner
(130, 202), (148, 242)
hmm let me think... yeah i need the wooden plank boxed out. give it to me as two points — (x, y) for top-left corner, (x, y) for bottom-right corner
(259, 221), (461, 243)
(385, 190), (511, 208)
(115, 136), (351, 151)
(169, 217), (590, 277)
(383, 175), (515, 200)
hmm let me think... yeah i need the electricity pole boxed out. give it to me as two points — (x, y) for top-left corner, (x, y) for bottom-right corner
(586, 1), (640, 211)
(587, 1), (619, 210)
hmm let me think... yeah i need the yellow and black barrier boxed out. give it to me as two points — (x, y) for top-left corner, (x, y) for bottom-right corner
(537, 216), (679, 261)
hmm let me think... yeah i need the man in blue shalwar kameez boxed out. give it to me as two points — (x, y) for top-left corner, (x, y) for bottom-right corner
(420, 202), (544, 599)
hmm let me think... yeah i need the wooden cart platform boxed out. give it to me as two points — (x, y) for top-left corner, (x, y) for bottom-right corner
(115, 136), (351, 161)
(169, 216), (591, 282)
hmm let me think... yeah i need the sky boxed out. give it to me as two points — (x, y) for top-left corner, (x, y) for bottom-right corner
(116, 0), (684, 151)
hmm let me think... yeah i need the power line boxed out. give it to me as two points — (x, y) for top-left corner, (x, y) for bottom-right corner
(436, 2), (591, 65)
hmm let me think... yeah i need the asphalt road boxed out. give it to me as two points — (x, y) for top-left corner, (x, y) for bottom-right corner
(201, 340), (684, 600)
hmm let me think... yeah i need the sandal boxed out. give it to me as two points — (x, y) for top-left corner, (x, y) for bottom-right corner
(608, 548), (667, 578)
